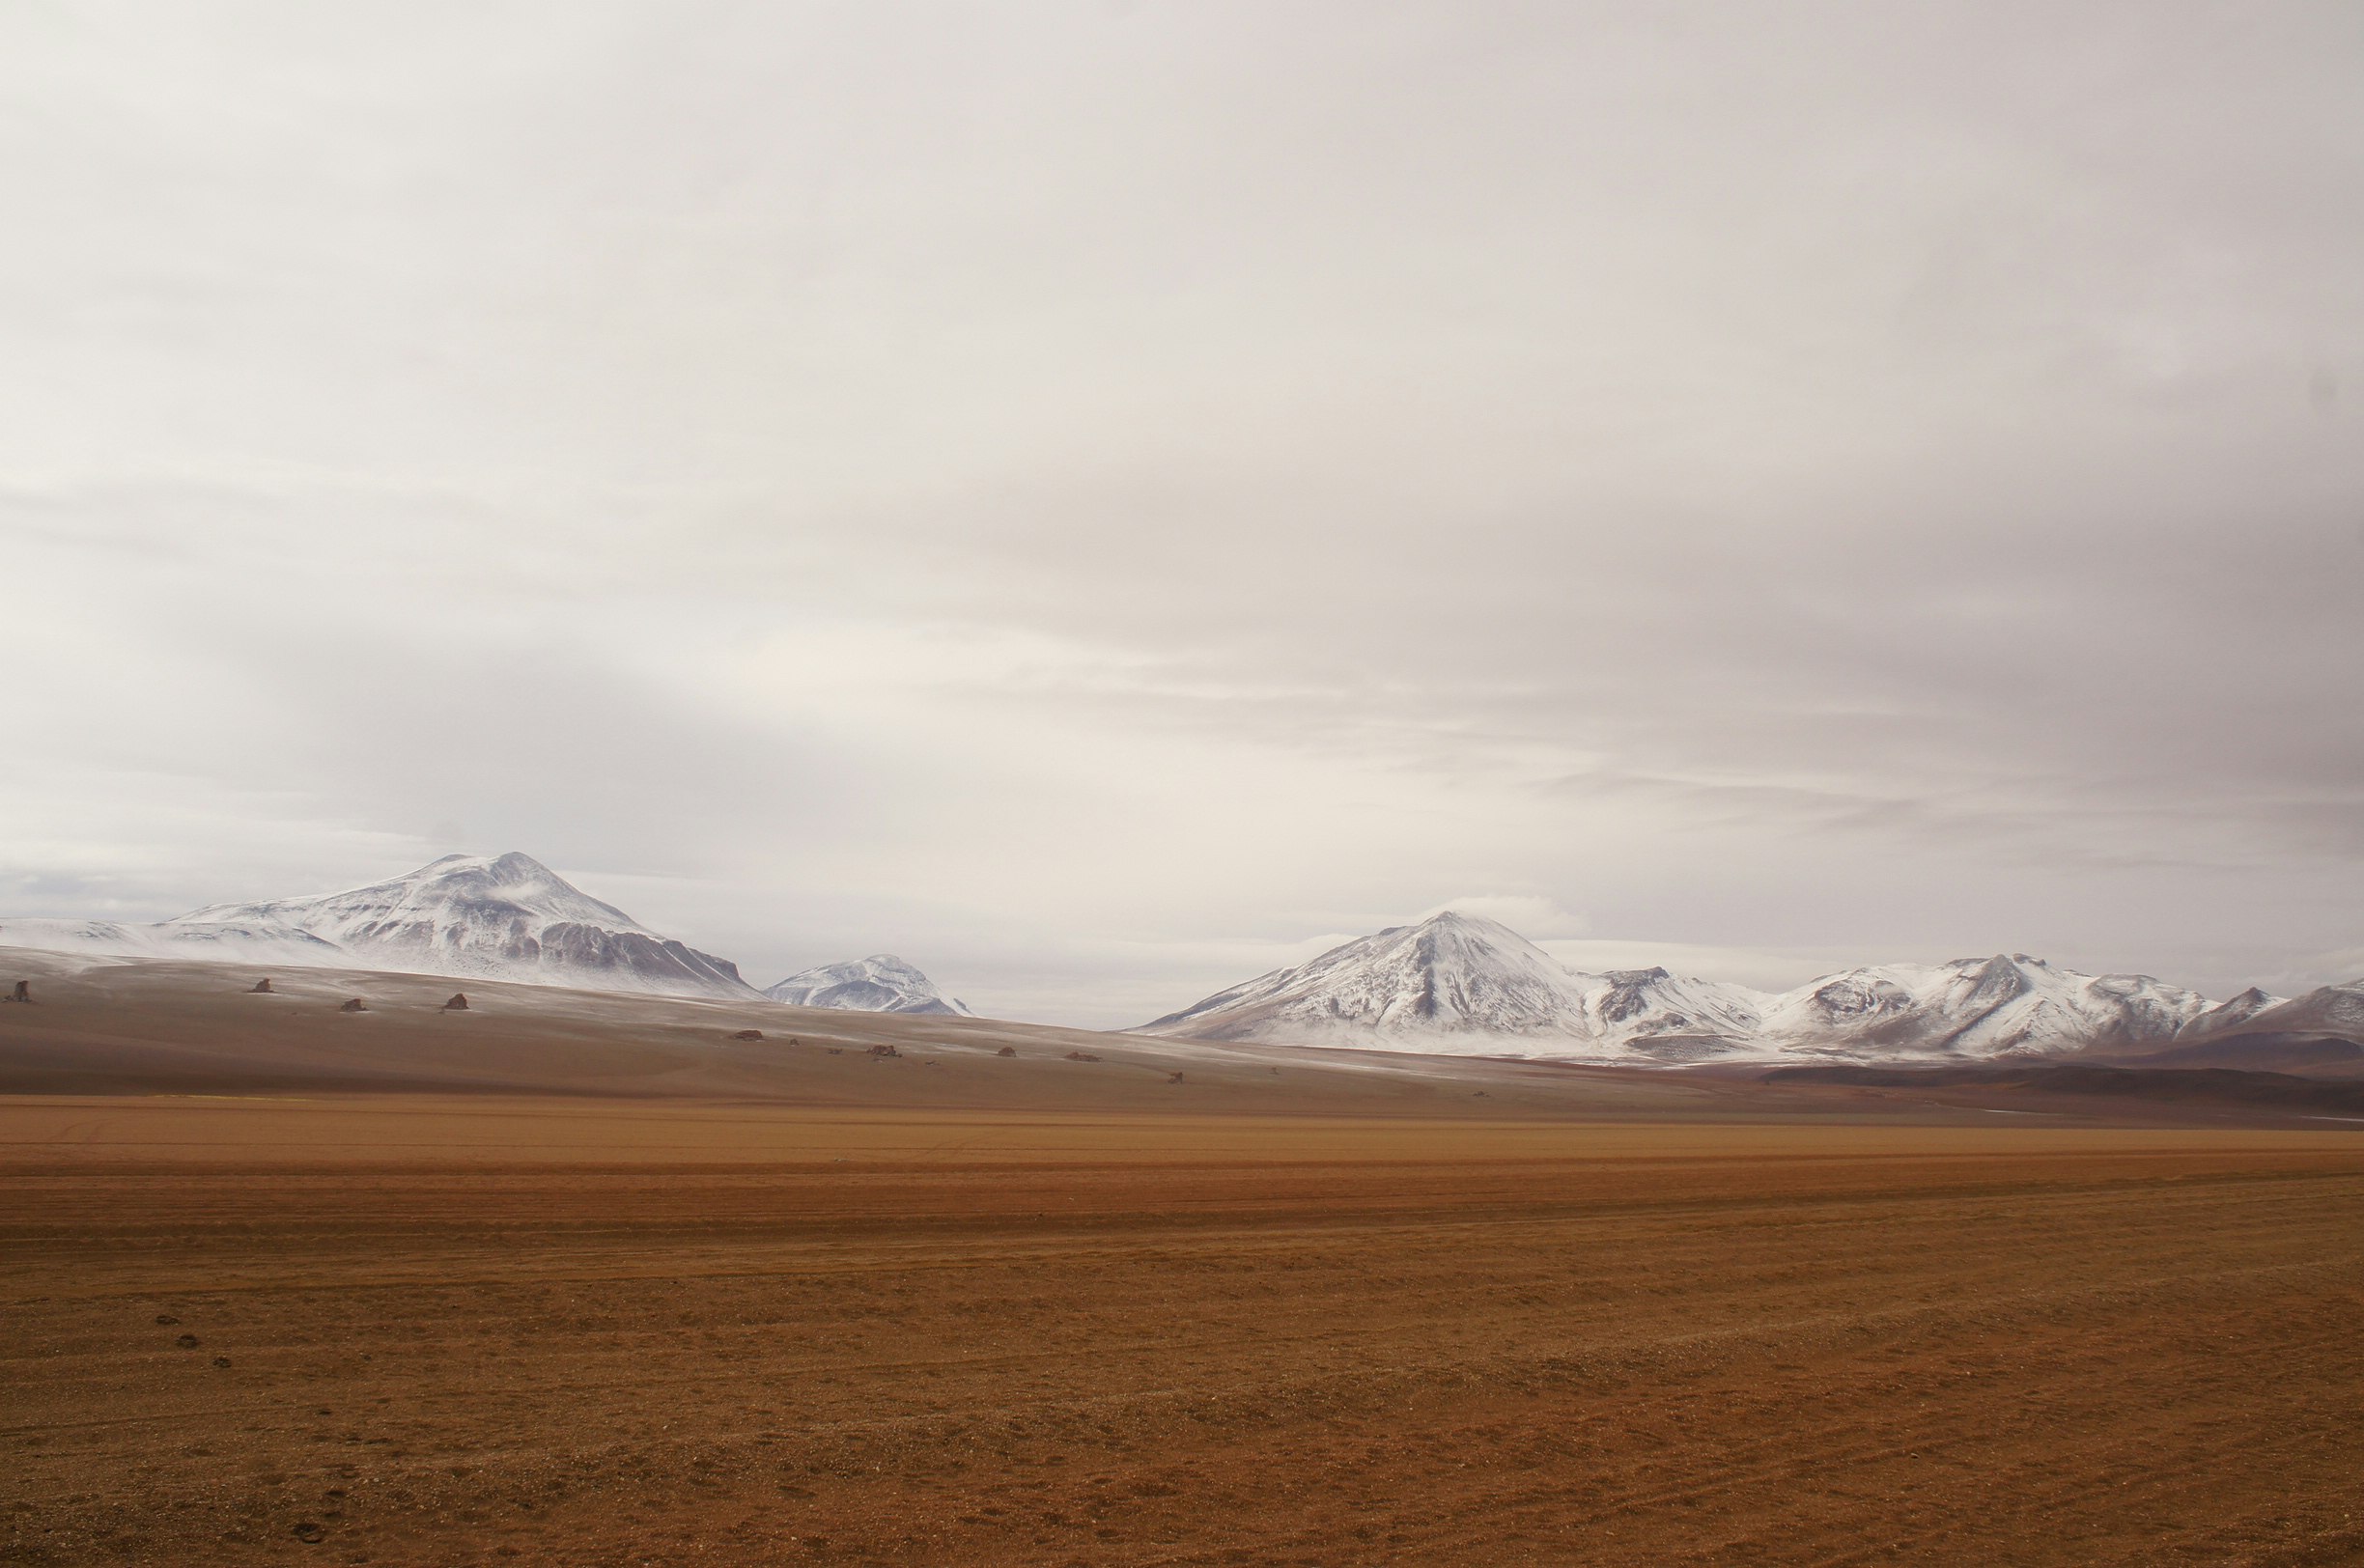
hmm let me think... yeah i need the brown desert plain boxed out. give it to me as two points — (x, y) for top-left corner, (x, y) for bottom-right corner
(6, 948), (2364, 1566)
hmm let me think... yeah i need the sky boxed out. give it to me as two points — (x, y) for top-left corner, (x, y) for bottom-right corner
(3, 2), (2360, 1026)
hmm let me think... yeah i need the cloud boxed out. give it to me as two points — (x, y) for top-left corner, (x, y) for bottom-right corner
(3, 3), (2361, 1021)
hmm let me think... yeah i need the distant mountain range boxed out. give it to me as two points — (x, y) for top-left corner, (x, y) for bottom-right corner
(7, 862), (2356, 1063)
(1141, 910), (2364, 1067)
(0, 854), (958, 1015)
(764, 954), (971, 1017)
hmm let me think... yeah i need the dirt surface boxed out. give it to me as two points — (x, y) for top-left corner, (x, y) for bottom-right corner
(7, 1097), (2364, 1566)
(0, 946), (1815, 1119)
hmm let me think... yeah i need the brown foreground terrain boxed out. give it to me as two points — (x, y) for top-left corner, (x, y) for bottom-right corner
(7, 1094), (2364, 1568)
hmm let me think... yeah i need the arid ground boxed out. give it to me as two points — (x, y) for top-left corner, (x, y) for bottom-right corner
(7, 1090), (2364, 1567)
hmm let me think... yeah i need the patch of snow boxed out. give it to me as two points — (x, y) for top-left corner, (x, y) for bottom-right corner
(764, 954), (971, 1017)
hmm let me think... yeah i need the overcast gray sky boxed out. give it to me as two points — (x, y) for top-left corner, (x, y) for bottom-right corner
(4, 2), (2360, 1024)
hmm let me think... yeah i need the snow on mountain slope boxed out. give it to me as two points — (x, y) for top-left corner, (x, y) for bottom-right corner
(0, 916), (349, 966)
(1140, 916), (2272, 1064)
(1138, 911), (1771, 1059)
(2207, 981), (2364, 1044)
(764, 954), (971, 1017)
(1141, 911), (1598, 1047)
(1755, 955), (2214, 1059)
(2, 854), (755, 999)
(2178, 987), (2283, 1037)
(1575, 967), (1768, 1060)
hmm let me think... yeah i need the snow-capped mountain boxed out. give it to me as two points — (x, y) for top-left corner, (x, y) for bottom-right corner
(1140, 913), (2326, 1065)
(2180, 986), (2282, 1037)
(1754, 955), (2213, 1058)
(1137, 910), (1776, 1059)
(1141, 911), (1601, 1045)
(764, 954), (971, 1017)
(2197, 981), (2364, 1046)
(1574, 966), (1767, 1059)
(0, 853), (755, 999)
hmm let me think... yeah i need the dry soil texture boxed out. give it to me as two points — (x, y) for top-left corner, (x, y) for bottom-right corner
(6, 1098), (2364, 1567)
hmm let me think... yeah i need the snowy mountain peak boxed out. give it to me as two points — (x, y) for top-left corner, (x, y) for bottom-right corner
(1141, 912), (1773, 1058)
(8, 853), (753, 999)
(1407, 909), (1493, 930)
(1140, 915), (2282, 1065)
(188, 851), (652, 939)
(2228, 980), (2364, 1041)
(764, 954), (971, 1017)
(1755, 954), (2215, 1058)
(1141, 911), (1600, 1044)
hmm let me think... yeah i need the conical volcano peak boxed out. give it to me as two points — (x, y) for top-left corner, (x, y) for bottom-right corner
(1400, 909), (1550, 958)
(1143, 909), (1591, 1042)
(1141, 911), (1778, 1057)
(1410, 908), (1523, 935)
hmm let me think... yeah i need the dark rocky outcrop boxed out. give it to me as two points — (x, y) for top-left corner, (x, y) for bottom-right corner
(339, 997), (367, 1013)
(443, 994), (469, 1011)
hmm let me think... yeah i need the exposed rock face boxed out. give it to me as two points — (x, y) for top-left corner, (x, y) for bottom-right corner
(731, 1029), (764, 1041)
(339, 997), (367, 1013)
(443, 994), (469, 1011)
(9, 980), (27, 1003)
(250, 979), (273, 994)
(1576, 966), (1765, 1058)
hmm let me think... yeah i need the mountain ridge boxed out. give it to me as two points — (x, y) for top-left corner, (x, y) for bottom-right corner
(1142, 910), (2363, 1067)
(0, 853), (754, 1000)
(8, 870), (2357, 1061)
